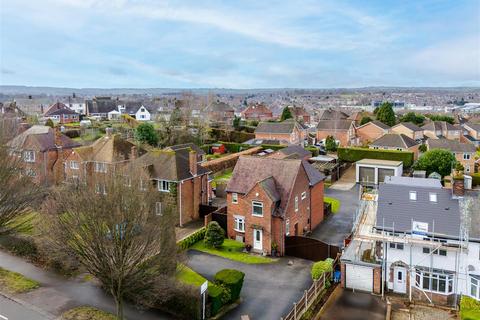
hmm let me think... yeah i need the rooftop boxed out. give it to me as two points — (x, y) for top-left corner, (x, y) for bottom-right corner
(356, 158), (403, 167)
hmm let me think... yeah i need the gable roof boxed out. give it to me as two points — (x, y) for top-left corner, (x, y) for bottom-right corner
(316, 109), (349, 121)
(371, 133), (418, 149)
(357, 120), (390, 130)
(316, 119), (353, 131)
(242, 103), (272, 115)
(86, 97), (118, 114)
(277, 145), (312, 159)
(393, 122), (423, 132)
(427, 139), (476, 153)
(463, 122), (480, 132)
(165, 143), (206, 156)
(7, 125), (80, 151)
(44, 102), (69, 116)
(204, 101), (234, 113)
(422, 121), (459, 132)
(72, 134), (144, 163)
(255, 120), (299, 134)
(123, 103), (154, 115)
(47, 108), (78, 116)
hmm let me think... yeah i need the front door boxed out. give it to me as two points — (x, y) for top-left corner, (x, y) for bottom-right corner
(253, 229), (262, 251)
(393, 267), (407, 293)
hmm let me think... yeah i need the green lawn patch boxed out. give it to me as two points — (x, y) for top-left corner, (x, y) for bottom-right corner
(0, 267), (39, 293)
(324, 197), (341, 213)
(211, 169), (233, 188)
(176, 265), (208, 287)
(190, 239), (275, 264)
(61, 306), (116, 320)
(461, 296), (480, 320)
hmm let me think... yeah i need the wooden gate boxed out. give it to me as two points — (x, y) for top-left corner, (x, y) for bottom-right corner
(285, 236), (340, 261)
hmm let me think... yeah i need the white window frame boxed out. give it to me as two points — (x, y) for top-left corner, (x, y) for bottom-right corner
(94, 162), (107, 173)
(70, 160), (79, 170)
(123, 176), (131, 187)
(234, 216), (245, 232)
(415, 269), (454, 295)
(301, 191), (307, 200)
(95, 183), (107, 195)
(470, 276), (479, 300)
(429, 193), (437, 203)
(409, 191), (417, 201)
(23, 150), (35, 163)
(157, 180), (170, 192)
(286, 219), (290, 236)
(294, 196), (299, 212)
(155, 202), (163, 216)
(389, 242), (404, 250)
(464, 153), (471, 160)
(25, 169), (36, 177)
(252, 201), (263, 217)
(232, 193), (238, 204)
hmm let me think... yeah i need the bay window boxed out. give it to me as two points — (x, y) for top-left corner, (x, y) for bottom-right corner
(415, 269), (454, 294)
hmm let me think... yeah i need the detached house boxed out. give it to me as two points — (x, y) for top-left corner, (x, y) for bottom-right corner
(7, 125), (80, 186)
(289, 106), (311, 125)
(255, 120), (305, 145)
(134, 147), (210, 226)
(44, 102), (80, 124)
(204, 101), (235, 124)
(391, 122), (424, 141)
(462, 122), (480, 147)
(370, 133), (420, 159)
(426, 139), (476, 174)
(422, 121), (462, 140)
(120, 103), (153, 121)
(316, 119), (356, 146)
(241, 103), (274, 121)
(86, 97), (119, 119)
(356, 121), (390, 145)
(226, 156), (325, 256)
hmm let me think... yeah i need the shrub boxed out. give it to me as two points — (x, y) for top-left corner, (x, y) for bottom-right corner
(470, 173), (480, 186)
(64, 129), (80, 138)
(204, 222), (225, 248)
(311, 258), (334, 281)
(305, 146), (319, 157)
(260, 144), (286, 151)
(214, 269), (245, 303)
(460, 296), (480, 320)
(217, 141), (252, 153)
(0, 235), (37, 257)
(178, 228), (206, 250)
(159, 282), (201, 320)
(338, 147), (414, 167)
(208, 284), (228, 316)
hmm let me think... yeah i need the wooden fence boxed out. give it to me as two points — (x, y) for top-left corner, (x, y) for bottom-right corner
(285, 236), (340, 262)
(281, 271), (331, 320)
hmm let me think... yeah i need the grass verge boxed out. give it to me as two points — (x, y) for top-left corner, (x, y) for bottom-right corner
(191, 239), (274, 264)
(176, 265), (208, 287)
(0, 267), (39, 293)
(61, 306), (116, 320)
(324, 197), (341, 213)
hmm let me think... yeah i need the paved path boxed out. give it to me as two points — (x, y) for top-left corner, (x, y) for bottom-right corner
(187, 250), (313, 320)
(317, 287), (386, 320)
(0, 250), (172, 320)
(310, 185), (360, 247)
(329, 166), (356, 191)
(0, 295), (50, 320)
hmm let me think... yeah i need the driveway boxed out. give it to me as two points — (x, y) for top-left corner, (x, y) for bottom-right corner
(317, 287), (386, 320)
(186, 250), (313, 320)
(329, 166), (356, 191)
(310, 184), (360, 247)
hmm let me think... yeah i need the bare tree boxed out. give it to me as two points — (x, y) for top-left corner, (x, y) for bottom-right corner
(46, 167), (178, 319)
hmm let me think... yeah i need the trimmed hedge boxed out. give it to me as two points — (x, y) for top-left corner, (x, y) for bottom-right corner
(311, 258), (333, 281)
(208, 284), (229, 316)
(178, 228), (206, 250)
(214, 269), (245, 303)
(338, 147), (414, 167)
(261, 144), (287, 151)
(460, 296), (480, 320)
(470, 173), (480, 186)
(305, 146), (320, 157)
(218, 141), (252, 153)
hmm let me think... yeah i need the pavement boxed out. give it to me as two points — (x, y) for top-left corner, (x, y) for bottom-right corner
(329, 166), (356, 191)
(186, 250), (313, 320)
(176, 219), (204, 241)
(310, 184), (360, 247)
(317, 287), (386, 320)
(0, 295), (50, 320)
(0, 250), (173, 320)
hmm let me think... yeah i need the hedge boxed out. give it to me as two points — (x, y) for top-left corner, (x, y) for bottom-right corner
(218, 141), (252, 153)
(177, 228), (206, 250)
(214, 269), (245, 303)
(208, 284), (228, 316)
(460, 296), (480, 320)
(470, 173), (480, 186)
(337, 147), (414, 167)
(261, 144), (287, 151)
(305, 146), (319, 157)
(311, 258), (333, 281)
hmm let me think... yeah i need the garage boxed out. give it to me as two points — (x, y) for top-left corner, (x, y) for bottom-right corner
(345, 264), (373, 292)
(355, 159), (403, 185)
(378, 168), (395, 183)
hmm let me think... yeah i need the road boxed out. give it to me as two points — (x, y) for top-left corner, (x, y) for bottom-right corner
(0, 295), (50, 320)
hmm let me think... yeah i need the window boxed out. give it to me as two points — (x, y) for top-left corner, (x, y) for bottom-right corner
(123, 176), (131, 187)
(232, 193), (238, 204)
(464, 153), (471, 160)
(155, 202), (163, 216)
(423, 247), (447, 256)
(295, 196), (299, 212)
(95, 183), (107, 195)
(301, 191), (307, 200)
(95, 162), (107, 173)
(466, 165), (471, 173)
(252, 201), (263, 216)
(286, 219), (290, 236)
(415, 269), (454, 294)
(429, 193), (437, 203)
(25, 169), (36, 177)
(70, 161), (79, 169)
(234, 216), (245, 232)
(389, 242), (404, 250)
(139, 179), (147, 191)
(409, 191), (417, 201)
(470, 277), (479, 300)
(158, 180), (170, 192)
(23, 151), (35, 163)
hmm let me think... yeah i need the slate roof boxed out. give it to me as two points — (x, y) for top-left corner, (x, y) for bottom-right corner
(370, 133), (418, 149)
(72, 134), (144, 163)
(394, 122), (423, 132)
(427, 139), (476, 153)
(86, 97), (118, 114)
(123, 102), (154, 115)
(422, 121), (460, 132)
(357, 120), (390, 130)
(464, 122), (480, 132)
(278, 145), (312, 159)
(166, 143), (206, 156)
(7, 125), (80, 151)
(255, 120), (298, 134)
(242, 103), (272, 115)
(204, 101), (234, 113)
(316, 119), (353, 131)
(316, 109), (349, 121)
(376, 183), (461, 238)
(135, 148), (209, 182)
(226, 156), (324, 216)
(47, 108), (78, 116)
(44, 102), (69, 116)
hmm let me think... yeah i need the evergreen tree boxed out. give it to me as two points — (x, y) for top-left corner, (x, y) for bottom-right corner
(360, 116), (372, 126)
(325, 135), (338, 152)
(375, 102), (396, 127)
(280, 107), (293, 121)
(135, 123), (158, 146)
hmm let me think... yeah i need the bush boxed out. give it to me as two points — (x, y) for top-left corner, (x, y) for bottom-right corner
(178, 228), (206, 250)
(218, 141), (252, 153)
(204, 222), (225, 248)
(159, 282), (201, 320)
(460, 296), (480, 320)
(260, 144), (286, 151)
(214, 269), (245, 303)
(470, 173), (480, 186)
(64, 129), (80, 138)
(311, 258), (333, 281)
(305, 146), (319, 157)
(208, 283), (229, 316)
(338, 147), (414, 167)
(0, 235), (38, 257)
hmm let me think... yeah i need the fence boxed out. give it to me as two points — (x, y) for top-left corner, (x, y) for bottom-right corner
(285, 236), (340, 262)
(204, 206), (228, 232)
(281, 271), (331, 320)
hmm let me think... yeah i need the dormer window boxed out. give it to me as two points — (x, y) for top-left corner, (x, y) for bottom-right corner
(429, 193), (437, 203)
(409, 191), (417, 201)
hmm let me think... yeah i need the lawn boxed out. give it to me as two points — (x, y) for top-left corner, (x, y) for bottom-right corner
(460, 296), (480, 320)
(0, 267), (39, 293)
(190, 239), (275, 264)
(324, 196), (341, 213)
(176, 265), (208, 287)
(61, 306), (116, 320)
(211, 169), (233, 188)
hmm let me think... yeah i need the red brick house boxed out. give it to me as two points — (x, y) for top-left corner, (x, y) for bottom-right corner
(356, 121), (390, 145)
(44, 102), (80, 124)
(316, 119), (357, 146)
(241, 103), (274, 121)
(226, 156), (325, 256)
(134, 146), (211, 226)
(7, 125), (80, 186)
(289, 106), (311, 125)
(255, 120), (306, 145)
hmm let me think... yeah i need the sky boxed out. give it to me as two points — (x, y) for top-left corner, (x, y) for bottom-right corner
(0, 0), (479, 89)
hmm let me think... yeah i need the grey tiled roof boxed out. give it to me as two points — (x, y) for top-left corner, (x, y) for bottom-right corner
(376, 183), (461, 237)
(316, 119), (353, 131)
(279, 145), (312, 159)
(427, 139), (476, 153)
(371, 133), (418, 148)
(255, 120), (298, 134)
(464, 122), (480, 132)
(394, 122), (423, 132)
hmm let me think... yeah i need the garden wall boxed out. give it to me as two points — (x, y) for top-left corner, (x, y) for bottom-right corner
(200, 147), (262, 173)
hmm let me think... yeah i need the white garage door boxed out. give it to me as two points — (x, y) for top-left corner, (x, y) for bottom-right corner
(346, 264), (373, 292)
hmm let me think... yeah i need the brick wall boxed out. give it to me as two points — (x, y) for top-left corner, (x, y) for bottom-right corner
(316, 130), (349, 146)
(357, 124), (387, 145)
(310, 181), (324, 230)
(373, 266), (382, 294)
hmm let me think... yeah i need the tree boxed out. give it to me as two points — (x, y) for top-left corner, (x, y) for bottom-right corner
(373, 107), (379, 115)
(399, 112), (425, 125)
(233, 116), (241, 131)
(426, 114), (455, 124)
(375, 102), (396, 127)
(135, 123), (158, 146)
(325, 135), (338, 152)
(46, 168), (178, 319)
(204, 221), (225, 248)
(413, 149), (457, 177)
(280, 107), (293, 122)
(45, 118), (54, 128)
(419, 144), (427, 153)
(360, 116), (372, 126)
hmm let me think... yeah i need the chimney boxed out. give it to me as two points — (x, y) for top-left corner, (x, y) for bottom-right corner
(105, 127), (113, 137)
(54, 127), (63, 147)
(189, 150), (197, 176)
(130, 146), (137, 160)
(452, 177), (465, 197)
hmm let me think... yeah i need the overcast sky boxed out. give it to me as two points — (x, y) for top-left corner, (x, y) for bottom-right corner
(1, 0), (479, 88)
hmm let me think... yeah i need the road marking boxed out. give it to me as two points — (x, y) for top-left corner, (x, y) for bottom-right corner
(0, 314), (8, 320)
